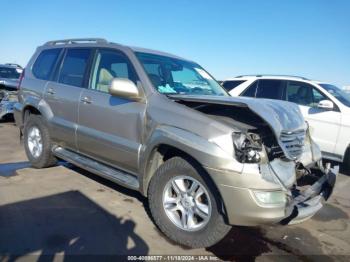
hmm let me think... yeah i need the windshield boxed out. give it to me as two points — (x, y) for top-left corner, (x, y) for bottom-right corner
(320, 84), (350, 107)
(0, 67), (20, 79)
(136, 52), (227, 96)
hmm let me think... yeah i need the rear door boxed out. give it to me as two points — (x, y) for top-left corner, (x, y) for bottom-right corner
(44, 48), (92, 150)
(77, 48), (146, 173)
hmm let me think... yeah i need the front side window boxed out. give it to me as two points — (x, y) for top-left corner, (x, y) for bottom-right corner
(136, 52), (227, 96)
(90, 49), (137, 93)
(222, 80), (246, 92)
(286, 81), (327, 107)
(320, 84), (350, 108)
(58, 49), (91, 87)
(32, 48), (61, 80)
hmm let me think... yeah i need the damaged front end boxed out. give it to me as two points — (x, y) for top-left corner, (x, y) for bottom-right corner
(0, 90), (17, 119)
(233, 126), (338, 224)
(282, 163), (338, 224)
(171, 95), (338, 225)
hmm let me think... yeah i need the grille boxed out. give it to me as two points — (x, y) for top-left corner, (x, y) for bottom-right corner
(280, 129), (306, 160)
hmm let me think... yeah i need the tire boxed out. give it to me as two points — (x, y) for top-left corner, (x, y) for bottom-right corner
(148, 157), (231, 248)
(23, 114), (57, 168)
(343, 147), (350, 174)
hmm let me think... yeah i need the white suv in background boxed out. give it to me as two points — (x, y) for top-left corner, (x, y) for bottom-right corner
(225, 75), (350, 169)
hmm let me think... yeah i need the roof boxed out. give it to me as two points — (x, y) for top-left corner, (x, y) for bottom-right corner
(41, 38), (193, 62)
(0, 64), (22, 69)
(230, 74), (309, 80)
(129, 46), (192, 62)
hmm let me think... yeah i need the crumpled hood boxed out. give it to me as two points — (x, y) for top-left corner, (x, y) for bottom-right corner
(170, 95), (307, 137)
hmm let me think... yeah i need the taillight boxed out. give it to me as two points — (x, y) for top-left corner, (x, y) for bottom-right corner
(17, 69), (25, 90)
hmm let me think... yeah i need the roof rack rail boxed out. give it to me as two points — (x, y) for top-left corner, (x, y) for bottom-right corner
(44, 38), (108, 46)
(235, 74), (309, 80)
(5, 63), (23, 69)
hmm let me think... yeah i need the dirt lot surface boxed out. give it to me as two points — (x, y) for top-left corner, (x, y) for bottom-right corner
(0, 121), (349, 261)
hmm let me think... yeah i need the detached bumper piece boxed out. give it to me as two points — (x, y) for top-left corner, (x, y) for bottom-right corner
(280, 165), (338, 225)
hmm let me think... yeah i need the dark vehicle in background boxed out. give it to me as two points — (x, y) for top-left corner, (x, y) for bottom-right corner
(0, 64), (22, 119)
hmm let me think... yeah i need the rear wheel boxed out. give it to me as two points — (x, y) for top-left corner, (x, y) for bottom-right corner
(23, 115), (57, 168)
(148, 157), (231, 248)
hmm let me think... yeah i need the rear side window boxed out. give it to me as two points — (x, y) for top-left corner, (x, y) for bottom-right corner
(58, 49), (91, 87)
(255, 80), (284, 100)
(32, 49), (61, 80)
(222, 80), (246, 92)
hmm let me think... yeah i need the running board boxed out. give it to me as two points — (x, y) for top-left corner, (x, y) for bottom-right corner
(52, 147), (139, 190)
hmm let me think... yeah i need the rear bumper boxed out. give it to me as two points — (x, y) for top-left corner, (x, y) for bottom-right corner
(208, 165), (338, 226)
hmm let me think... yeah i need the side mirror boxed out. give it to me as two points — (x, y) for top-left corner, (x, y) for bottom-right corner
(317, 100), (334, 110)
(109, 78), (141, 101)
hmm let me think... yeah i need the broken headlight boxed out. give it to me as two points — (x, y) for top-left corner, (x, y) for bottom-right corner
(233, 132), (263, 163)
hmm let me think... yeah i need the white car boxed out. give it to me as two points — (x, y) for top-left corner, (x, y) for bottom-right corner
(225, 75), (350, 169)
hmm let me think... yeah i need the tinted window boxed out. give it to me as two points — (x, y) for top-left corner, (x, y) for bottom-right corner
(320, 84), (350, 107)
(241, 81), (258, 97)
(90, 49), (137, 93)
(58, 49), (91, 87)
(255, 80), (284, 99)
(222, 80), (246, 92)
(0, 67), (20, 79)
(286, 81), (327, 107)
(32, 49), (61, 80)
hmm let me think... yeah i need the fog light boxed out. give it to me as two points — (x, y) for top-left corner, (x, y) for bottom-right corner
(253, 191), (286, 205)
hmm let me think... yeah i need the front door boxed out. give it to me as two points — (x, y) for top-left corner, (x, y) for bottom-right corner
(77, 48), (146, 174)
(285, 80), (341, 154)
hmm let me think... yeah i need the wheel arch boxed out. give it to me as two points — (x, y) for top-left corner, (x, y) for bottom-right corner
(142, 143), (229, 222)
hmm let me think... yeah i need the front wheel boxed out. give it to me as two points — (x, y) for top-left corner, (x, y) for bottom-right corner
(23, 115), (57, 168)
(148, 157), (231, 248)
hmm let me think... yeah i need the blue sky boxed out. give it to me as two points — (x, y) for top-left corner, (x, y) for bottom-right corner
(1, 0), (349, 86)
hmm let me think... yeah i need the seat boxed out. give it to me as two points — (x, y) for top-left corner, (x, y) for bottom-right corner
(295, 86), (311, 105)
(148, 73), (162, 89)
(289, 86), (310, 105)
(97, 68), (114, 92)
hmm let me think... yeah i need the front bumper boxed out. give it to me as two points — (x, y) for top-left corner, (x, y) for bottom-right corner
(208, 165), (338, 226)
(280, 165), (338, 225)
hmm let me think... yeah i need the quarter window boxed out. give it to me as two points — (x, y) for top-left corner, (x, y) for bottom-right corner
(58, 49), (91, 87)
(222, 80), (246, 92)
(32, 49), (61, 80)
(90, 49), (137, 93)
(241, 81), (258, 97)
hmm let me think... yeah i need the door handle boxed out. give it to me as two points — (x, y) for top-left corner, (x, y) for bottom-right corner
(47, 88), (55, 95)
(81, 96), (92, 104)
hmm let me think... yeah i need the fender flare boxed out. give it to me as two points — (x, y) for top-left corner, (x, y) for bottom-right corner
(139, 125), (234, 195)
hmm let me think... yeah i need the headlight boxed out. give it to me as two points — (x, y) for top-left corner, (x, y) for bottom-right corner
(233, 132), (263, 163)
(253, 190), (287, 205)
